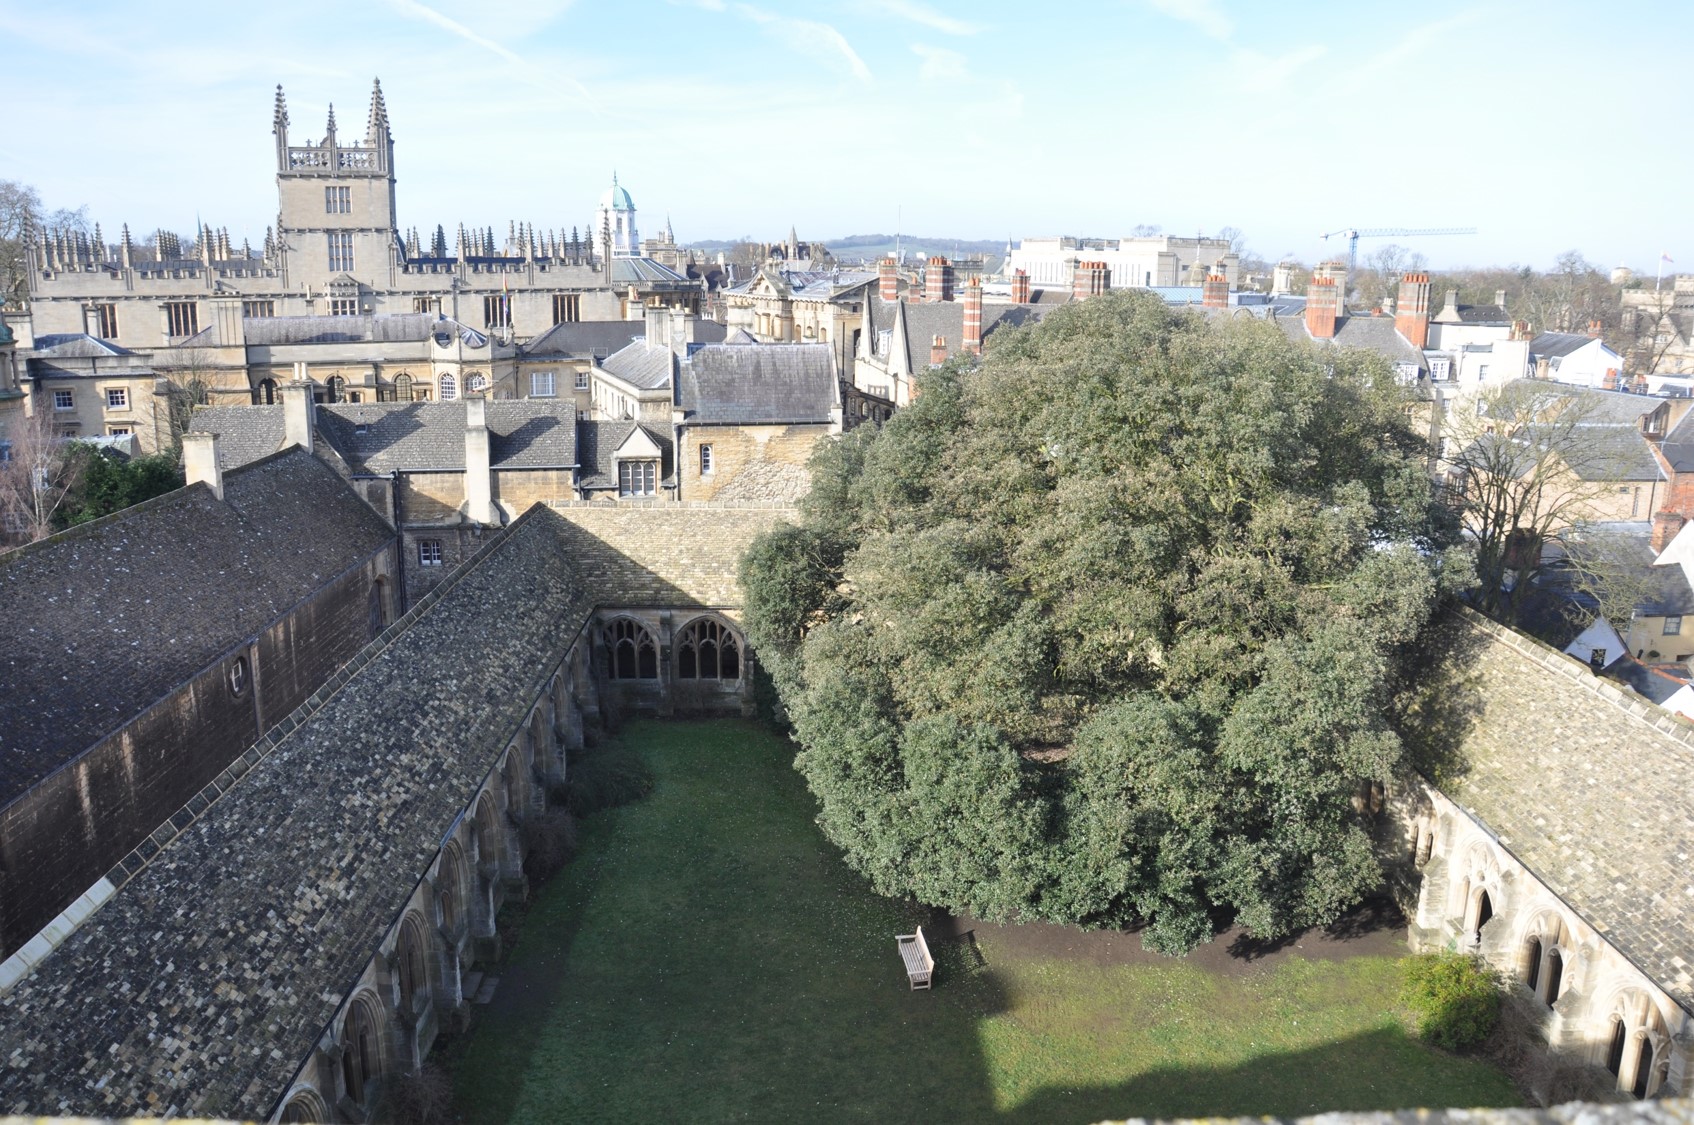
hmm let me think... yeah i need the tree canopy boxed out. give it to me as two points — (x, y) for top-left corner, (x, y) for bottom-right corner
(740, 290), (1464, 953)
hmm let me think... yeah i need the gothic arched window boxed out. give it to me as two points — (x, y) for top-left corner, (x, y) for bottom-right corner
(468, 373), (489, 394)
(327, 375), (346, 403)
(340, 995), (382, 1106)
(605, 618), (658, 680)
(397, 915), (428, 1012)
(677, 618), (741, 681)
(394, 373), (414, 402)
(439, 373), (458, 401)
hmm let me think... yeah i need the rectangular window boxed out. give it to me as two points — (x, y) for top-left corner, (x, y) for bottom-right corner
(413, 297), (437, 314)
(418, 539), (444, 567)
(94, 303), (118, 338)
(105, 387), (128, 410)
(618, 460), (657, 497)
(485, 294), (511, 329)
(325, 185), (351, 214)
(327, 231), (355, 272)
(700, 443), (714, 475)
(165, 301), (198, 337)
(242, 300), (275, 318)
(552, 294), (580, 325)
(53, 389), (74, 411)
(575, 370), (589, 391)
(0, 441), (10, 463)
(106, 426), (132, 436)
(1665, 616), (1683, 636)
(330, 298), (358, 316)
(530, 371), (556, 398)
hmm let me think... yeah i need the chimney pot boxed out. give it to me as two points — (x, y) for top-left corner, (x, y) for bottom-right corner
(1305, 277), (1339, 339)
(1202, 274), (1228, 309)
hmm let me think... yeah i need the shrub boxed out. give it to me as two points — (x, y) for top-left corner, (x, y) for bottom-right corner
(566, 743), (654, 817)
(521, 808), (579, 883)
(377, 1063), (455, 1125)
(1401, 951), (1501, 1050)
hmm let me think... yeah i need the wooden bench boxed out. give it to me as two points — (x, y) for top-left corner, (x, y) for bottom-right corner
(896, 925), (934, 990)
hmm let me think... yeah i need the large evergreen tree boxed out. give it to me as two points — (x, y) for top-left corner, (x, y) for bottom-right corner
(741, 290), (1465, 953)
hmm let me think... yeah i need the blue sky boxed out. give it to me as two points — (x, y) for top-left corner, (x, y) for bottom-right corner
(0, 0), (1686, 271)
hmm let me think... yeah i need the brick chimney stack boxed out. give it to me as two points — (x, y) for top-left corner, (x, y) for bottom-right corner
(1306, 277), (1339, 339)
(879, 256), (898, 303)
(1588, 319), (1603, 338)
(1072, 260), (1109, 301)
(1202, 274), (1228, 309)
(930, 335), (949, 366)
(925, 256), (953, 303)
(1653, 511), (1687, 554)
(962, 277), (983, 355)
(1395, 272), (1431, 349)
(1010, 269), (1031, 304)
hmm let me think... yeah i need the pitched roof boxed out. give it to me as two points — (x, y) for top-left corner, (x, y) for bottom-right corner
(576, 419), (673, 489)
(0, 509), (594, 1119)
(0, 449), (394, 808)
(27, 334), (136, 359)
(517, 320), (645, 359)
(865, 298), (1044, 374)
(1426, 608), (1694, 1015)
(315, 401), (579, 472)
(599, 340), (676, 390)
(609, 257), (690, 284)
(242, 313), (439, 345)
(188, 405), (287, 469)
(1529, 331), (1607, 359)
(1274, 314), (1428, 370)
(677, 344), (837, 425)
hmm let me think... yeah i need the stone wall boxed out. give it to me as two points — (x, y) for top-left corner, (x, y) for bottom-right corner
(678, 423), (828, 502)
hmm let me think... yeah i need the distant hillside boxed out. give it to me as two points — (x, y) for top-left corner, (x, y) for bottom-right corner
(684, 233), (1006, 264)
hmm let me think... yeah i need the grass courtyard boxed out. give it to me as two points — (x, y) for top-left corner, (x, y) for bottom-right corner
(450, 719), (1518, 1124)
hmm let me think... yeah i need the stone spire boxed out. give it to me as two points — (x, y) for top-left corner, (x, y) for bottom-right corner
(325, 103), (337, 144)
(120, 223), (133, 269)
(366, 77), (389, 141)
(273, 85), (289, 135)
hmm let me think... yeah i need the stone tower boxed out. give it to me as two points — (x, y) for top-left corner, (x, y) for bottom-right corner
(273, 79), (401, 295)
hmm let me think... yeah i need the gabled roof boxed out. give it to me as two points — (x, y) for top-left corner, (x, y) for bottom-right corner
(189, 405), (287, 469)
(27, 334), (137, 359)
(315, 401), (579, 472)
(1274, 314), (1428, 371)
(243, 313), (439, 346)
(863, 297), (1045, 375)
(677, 344), (837, 425)
(1528, 331), (1610, 359)
(610, 257), (690, 285)
(520, 320), (645, 360)
(0, 449), (394, 807)
(599, 340), (676, 391)
(577, 419), (674, 490)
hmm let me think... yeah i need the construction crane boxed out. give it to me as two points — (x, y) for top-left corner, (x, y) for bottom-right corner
(1319, 227), (1478, 274)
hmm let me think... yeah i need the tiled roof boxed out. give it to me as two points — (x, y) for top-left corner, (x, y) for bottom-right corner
(242, 314), (439, 345)
(188, 405), (287, 469)
(576, 419), (673, 489)
(1529, 331), (1604, 359)
(677, 344), (837, 425)
(1427, 607), (1694, 1015)
(0, 509), (595, 1118)
(314, 401), (579, 472)
(518, 320), (644, 359)
(27, 334), (135, 359)
(0, 449), (394, 808)
(1274, 315), (1428, 371)
(599, 341), (676, 390)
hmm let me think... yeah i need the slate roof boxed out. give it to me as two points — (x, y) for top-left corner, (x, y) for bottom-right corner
(610, 257), (690, 284)
(0, 508), (595, 1118)
(242, 314), (438, 345)
(516, 320), (644, 360)
(599, 340), (676, 390)
(0, 449), (394, 807)
(1656, 406), (1694, 472)
(188, 405), (286, 469)
(1608, 657), (1691, 705)
(1529, 331), (1604, 360)
(1275, 314), (1428, 372)
(27, 334), (135, 359)
(1427, 607), (1694, 1015)
(864, 298), (1045, 373)
(315, 402), (580, 472)
(576, 419), (673, 490)
(677, 344), (837, 425)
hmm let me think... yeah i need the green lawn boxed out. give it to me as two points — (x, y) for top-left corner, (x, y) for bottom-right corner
(451, 719), (1518, 1124)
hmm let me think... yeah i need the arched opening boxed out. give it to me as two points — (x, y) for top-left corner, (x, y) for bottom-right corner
(468, 373), (489, 394)
(1543, 948), (1563, 1007)
(327, 375), (346, 403)
(395, 372), (414, 402)
(1416, 821), (1435, 866)
(340, 996), (382, 1107)
(257, 377), (278, 406)
(605, 618), (658, 680)
(280, 1090), (327, 1123)
(1633, 1037), (1654, 1099)
(676, 618), (741, 681)
(397, 915), (428, 1013)
(439, 373), (458, 401)
(1525, 937), (1542, 992)
(1606, 1019), (1627, 1077)
(437, 846), (463, 932)
(1471, 889), (1493, 943)
(475, 795), (501, 870)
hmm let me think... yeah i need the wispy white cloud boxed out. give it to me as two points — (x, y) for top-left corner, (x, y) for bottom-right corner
(735, 4), (873, 83)
(1231, 43), (1326, 91)
(860, 0), (981, 36)
(1353, 9), (1484, 73)
(1144, 0), (1232, 41)
(385, 0), (597, 108)
(911, 43), (967, 81)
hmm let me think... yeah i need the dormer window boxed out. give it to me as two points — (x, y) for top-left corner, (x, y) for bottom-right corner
(618, 460), (657, 497)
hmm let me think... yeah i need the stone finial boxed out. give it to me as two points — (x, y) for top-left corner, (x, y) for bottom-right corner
(325, 102), (337, 141)
(366, 77), (389, 140)
(273, 84), (289, 134)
